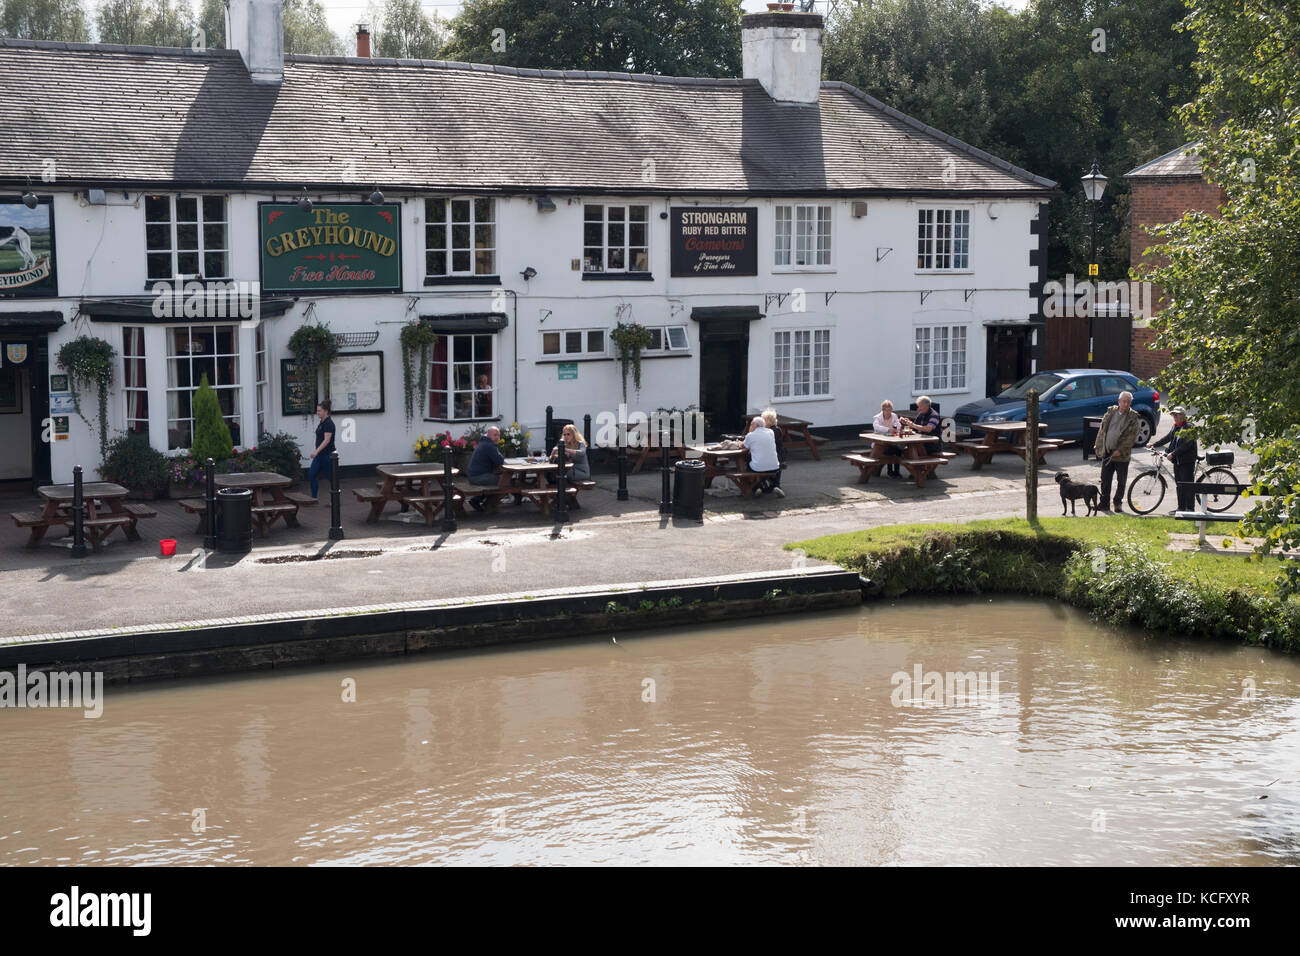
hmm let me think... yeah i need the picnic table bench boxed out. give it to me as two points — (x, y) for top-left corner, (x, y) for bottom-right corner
(179, 473), (315, 536)
(845, 432), (952, 488)
(1174, 479), (1251, 544)
(9, 482), (156, 550)
(454, 459), (593, 516)
(773, 414), (828, 460)
(684, 444), (772, 498)
(953, 421), (1064, 468)
(356, 462), (461, 524)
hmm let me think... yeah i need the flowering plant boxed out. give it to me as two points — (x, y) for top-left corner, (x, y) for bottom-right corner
(459, 422), (532, 456)
(167, 447), (273, 488)
(414, 432), (468, 462)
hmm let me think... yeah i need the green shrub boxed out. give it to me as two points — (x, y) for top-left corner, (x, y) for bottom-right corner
(99, 432), (170, 495)
(256, 431), (304, 480)
(189, 373), (233, 463)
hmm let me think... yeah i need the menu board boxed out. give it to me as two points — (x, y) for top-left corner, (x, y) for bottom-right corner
(280, 358), (317, 416)
(670, 207), (758, 277)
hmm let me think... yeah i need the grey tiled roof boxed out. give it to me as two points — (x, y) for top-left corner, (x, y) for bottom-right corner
(0, 40), (1055, 195)
(1126, 142), (1202, 178)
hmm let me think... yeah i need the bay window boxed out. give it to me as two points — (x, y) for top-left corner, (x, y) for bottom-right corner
(122, 326), (148, 435)
(166, 324), (241, 449)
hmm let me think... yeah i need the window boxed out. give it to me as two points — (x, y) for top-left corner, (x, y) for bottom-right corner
(425, 198), (495, 276)
(166, 325), (241, 450)
(917, 208), (970, 270)
(255, 324), (268, 437)
(773, 329), (831, 398)
(123, 327), (148, 436)
(1097, 375), (1131, 396)
(914, 325), (967, 391)
(542, 329), (606, 358)
(146, 195), (229, 281)
(1056, 376), (1100, 401)
(643, 326), (690, 353)
(428, 333), (495, 420)
(775, 204), (832, 267)
(583, 205), (649, 273)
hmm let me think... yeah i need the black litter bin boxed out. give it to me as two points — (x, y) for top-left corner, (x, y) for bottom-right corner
(217, 487), (253, 554)
(672, 458), (706, 522)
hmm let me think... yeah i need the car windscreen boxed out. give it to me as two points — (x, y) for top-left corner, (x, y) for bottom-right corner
(999, 373), (1063, 399)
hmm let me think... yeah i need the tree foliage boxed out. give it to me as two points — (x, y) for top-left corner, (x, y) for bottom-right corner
(443, 0), (742, 77)
(1140, 0), (1300, 592)
(190, 373), (234, 463)
(96, 0), (194, 47)
(368, 0), (447, 59)
(0, 0), (91, 40)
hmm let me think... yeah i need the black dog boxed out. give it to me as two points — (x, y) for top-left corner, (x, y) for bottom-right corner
(1055, 471), (1100, 516)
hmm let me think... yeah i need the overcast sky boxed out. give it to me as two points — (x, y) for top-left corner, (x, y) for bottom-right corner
(316, 0), (1032, 48)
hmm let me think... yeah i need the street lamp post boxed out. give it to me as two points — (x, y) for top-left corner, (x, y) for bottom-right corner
(1081, 161), (1109, 368)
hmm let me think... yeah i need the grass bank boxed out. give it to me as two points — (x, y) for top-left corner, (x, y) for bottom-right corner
(789, 517), (1300, 652)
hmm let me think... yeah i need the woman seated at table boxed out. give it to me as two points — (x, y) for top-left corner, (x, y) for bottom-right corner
(901, 395), (943, 457)
(743, 416), (782, 496)
(546, 424), (591, 484)
(872, 399), (904, 479)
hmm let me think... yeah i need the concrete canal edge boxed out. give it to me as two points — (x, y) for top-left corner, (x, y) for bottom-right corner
(0, 568), (864, 684)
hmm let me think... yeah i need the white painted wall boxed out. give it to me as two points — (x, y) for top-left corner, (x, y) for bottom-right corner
(3, 188), (1039, 478)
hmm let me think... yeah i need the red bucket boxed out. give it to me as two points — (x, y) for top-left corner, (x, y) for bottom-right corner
(160, 538), (177, 557)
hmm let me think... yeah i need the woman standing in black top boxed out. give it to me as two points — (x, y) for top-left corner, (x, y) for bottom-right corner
(309, 400), (336, 499)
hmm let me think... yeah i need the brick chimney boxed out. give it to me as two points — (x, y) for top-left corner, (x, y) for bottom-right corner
(356, 23), (371, 58)
(741, 11), (824, 105)
(226, 0), (284, 85)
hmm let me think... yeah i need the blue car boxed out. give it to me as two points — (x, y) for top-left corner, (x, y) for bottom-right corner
(953, 369), (1161, 445)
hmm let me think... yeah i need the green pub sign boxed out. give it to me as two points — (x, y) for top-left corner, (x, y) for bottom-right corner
(259, 202), (401, 293)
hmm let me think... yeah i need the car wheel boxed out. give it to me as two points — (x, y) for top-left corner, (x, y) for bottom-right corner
(1135, 415), (1153, 446)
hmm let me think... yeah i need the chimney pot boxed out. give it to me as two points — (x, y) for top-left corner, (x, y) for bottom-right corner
(357, 23), (371, 58)
(741, 11), (824, 105)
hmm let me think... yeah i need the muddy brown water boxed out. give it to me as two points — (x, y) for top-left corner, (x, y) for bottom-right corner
(2, 598), (1298, 865)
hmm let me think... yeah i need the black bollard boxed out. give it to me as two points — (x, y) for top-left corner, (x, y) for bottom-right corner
(328, 451), (344, 540)
(203, 457), (217, 550)
(583, 413), (592, 449)
(70, 465), (87, 558)
(555, 436), (568, 523)
(616, 423), (629, 501)
(659, 444), (671, 515)
(545, 405), (553, 453)
(441, 444), (457, 533)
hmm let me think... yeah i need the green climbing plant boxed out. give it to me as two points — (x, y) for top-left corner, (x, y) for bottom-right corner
(610, 321), (655, 400)
(57, 335), (116, 456)
(399, 321), (439, 425)
(287, 322), (340, 401)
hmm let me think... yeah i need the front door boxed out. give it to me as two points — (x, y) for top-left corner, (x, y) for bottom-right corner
(698, 321), (749, 440)
(985, 326), (1030, 397)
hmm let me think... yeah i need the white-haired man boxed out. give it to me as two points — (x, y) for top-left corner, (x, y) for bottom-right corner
(1094, 390), (1140, 512)
(743, 416), (782, 497)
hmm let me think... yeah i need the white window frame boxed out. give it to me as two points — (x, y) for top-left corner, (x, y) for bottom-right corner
(145, 194), (230, 282)
(255, 324), (268, 438)
(913, 324), (968, 394)
(164, 323), (243, 451)
(122, 326), (149, 436)
(916, 207), (971, 272)
(774, 204), (833, 269)
(642, 325), (690, 354)
(541, 328), (608, 359)
(772, 328), (831, 400)
(583, 204), (650, 273)
(425, 332), (498, 422)
(425, 197), (496, 277)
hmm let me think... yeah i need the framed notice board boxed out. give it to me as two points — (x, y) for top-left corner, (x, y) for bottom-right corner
(281, 359), (317, 416)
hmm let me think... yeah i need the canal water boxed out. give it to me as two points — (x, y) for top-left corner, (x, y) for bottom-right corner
(2, 598), (1298, 865)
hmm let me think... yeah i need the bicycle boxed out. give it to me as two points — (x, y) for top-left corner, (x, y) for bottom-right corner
(1126, 449), (1242, 516)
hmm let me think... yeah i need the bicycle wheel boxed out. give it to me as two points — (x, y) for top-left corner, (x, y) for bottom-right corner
(1198, 466), (1242, 513)
(1127, 470), (1166, 515)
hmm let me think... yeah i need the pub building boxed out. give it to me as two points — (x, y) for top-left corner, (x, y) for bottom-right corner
(0, 0), (1055, 487)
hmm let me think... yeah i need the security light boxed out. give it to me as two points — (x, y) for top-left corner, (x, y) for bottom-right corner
(535, 195), (556, 213)
(368, 187), (385, 205)
(520, 267), (538, 281)
(297, 187), (314, 213)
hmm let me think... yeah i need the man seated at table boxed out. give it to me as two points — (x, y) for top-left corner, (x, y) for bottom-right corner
(901, 395), (943, 458)
(743, 416), (782, 497)
(467, 425), (505, 512)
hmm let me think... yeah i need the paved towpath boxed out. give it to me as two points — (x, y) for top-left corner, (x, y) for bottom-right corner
(1, 423), (1247, 639)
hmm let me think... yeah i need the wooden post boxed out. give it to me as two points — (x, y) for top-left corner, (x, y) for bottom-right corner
(1025, 389), (1039, 521)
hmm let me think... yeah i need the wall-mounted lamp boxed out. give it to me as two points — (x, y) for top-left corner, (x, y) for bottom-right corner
(368, 186), (385, 205)
(535, 195), (556, 213)
(21, 177), (38, 209)
(520, 267), (538, 281)
(297, 187), (314, 213)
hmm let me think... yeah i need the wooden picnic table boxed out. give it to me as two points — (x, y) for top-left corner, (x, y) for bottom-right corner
(453, 458), (586, 517)
(773, 414), (827, 460)
(684, 443), (768, 497)
(10, 482), (156, 550)
(355, 462), (460, 525)
(954, 421), (1062, 469)
(844, 432), (951, 488)
(180, 472), (316, 537)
